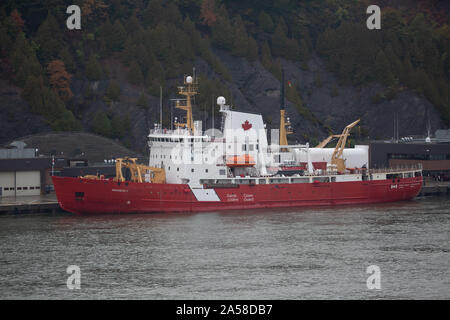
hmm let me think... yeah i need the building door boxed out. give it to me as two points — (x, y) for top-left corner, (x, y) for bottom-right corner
(15, 171), (41, 196)
(0, 172), (15, 197)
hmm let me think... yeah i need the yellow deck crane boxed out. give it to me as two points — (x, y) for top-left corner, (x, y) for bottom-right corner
(330, 119), (360, 173)
(114, 157), (166, 184)
(315, 134), (342, 148)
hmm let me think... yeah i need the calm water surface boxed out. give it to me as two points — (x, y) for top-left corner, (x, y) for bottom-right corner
(0, 196), (449, 299)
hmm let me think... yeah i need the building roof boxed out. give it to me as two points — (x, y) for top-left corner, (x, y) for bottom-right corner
(0, 157), (51, 172)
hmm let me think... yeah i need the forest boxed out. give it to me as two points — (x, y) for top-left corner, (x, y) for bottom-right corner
(0, 0), (448, 141)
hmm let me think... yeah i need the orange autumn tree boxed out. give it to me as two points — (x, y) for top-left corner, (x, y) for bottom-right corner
(200, 0), (216, 26)
(47, 60), (73, 101)
(10, 9), (25, 31)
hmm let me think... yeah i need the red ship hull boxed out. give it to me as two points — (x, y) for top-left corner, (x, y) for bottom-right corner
(52, 176), (423, 214)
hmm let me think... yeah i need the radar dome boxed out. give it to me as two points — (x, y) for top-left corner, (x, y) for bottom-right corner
(217, 96), (226, 105)
(186, 76), (193, 84)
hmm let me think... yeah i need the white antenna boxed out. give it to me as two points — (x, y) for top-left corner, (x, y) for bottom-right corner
(159, 86), (162, 128)
(211, 96), (214, 133)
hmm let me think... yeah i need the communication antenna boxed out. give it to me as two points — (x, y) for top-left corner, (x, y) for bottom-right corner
(170, 100), (173, 131)
(159, 86), (162, 128)
(230, 89), (233, 109)
(393, 111), (396, 142)
(211, 95), (214, 131)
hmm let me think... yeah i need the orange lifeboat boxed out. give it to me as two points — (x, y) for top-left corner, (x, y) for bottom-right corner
(226, 154), (256, 167)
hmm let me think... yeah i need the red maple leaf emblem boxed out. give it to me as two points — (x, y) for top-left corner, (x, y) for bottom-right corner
(242, 120), (252, 131)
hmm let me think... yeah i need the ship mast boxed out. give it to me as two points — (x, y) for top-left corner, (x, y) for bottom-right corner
(279, 70), (293, 151)
(175, 75), (198, 132)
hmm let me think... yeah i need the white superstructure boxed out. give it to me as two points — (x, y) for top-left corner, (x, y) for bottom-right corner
(148, 76), (371, 186)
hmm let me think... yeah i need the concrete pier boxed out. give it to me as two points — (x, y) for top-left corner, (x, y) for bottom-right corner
(419, 181), (450, 196)
(0, 194), (62, 214)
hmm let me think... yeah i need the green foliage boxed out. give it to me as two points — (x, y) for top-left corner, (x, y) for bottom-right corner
(211, 6), (234, 50)
(136, 92), (148, 109)
(85, 55), (103, 81)
(285, 84), (315, 122)
(15, 58), (41, 87)
(271, 20), (300, 61)
(258, 12), (274, 33)
(91, 111), (112, 137)
(231, 16), (248, 57)
(2, 0), (448, 139)
(105, 80), (121, 102)
(196, 73), (230, 114)
(51, 110), (82, 131)
(22, 75), (80, 130)
(128, 61), (145, 85)
(260, 41), (272, 69)
(35, 13), (63, 63)
(98, 19), (127, 53)
(58, 47), (76, 73)
(111, 113), (131, 138)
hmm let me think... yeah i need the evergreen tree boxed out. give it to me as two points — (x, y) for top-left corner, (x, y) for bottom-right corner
(299, 39), (310, 62)
(105, 80), (121, 101)
(111, 114), (128, 138)
(271, 20), (289, 58)
(9, 32), (32, 72)
(260, 41), (272, 69)
(51, 110), (81, 131)
(85, 55), (103, 81)
(258, 12), (274, 33)
(143, 0), (164, 28)
(35, 13), (63, 62)
(247, 37), (258, 62)
(58, 47), (76, 73)
(111, 20), (126, 52)
(231, 16), (248, 57)
(374, 50), (395, 86)
(128, 61), (144, 85)
(211, 8), (233, 50)
(15, 50), (42, 87)
(91, 111), (112, 137)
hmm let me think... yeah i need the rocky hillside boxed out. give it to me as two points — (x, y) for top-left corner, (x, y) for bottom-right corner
(0, 0), (448, 154)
